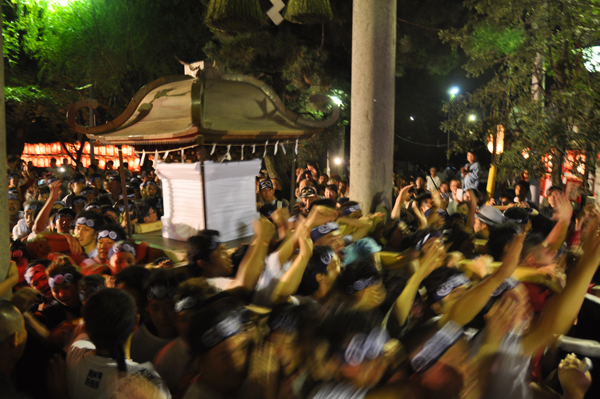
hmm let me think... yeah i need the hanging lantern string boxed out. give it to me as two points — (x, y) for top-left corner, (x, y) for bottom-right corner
(132, 140), (302, 158)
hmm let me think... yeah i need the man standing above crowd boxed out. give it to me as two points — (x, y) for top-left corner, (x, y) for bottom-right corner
(461, 151), (481, 191)
(426, 166), (441, 192)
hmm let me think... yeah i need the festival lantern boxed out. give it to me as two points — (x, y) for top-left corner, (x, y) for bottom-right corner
(84, 142), (91, 154)
(204, 0), (265, 32)
(97, 146), (106, 156)
(486, 125), (505, 155)
(107, 146), (114, 156)
(35, 144), (40, 154)
(284, 0), (333, 24)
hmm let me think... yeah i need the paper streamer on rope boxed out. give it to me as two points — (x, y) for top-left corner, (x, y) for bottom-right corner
(263, 140), (269, 158)
(211, 144), (216, 155)
(181, 149), (184, 163)
(274, 140), (279, 155)
(295, 139), (299, 155)
(252, 144), (256, 154)
(140, 150), (146, 166)
(225, 145), (231, 161)
(280, 142), (287, 154)
(153, 150), (159, 167)
(241, 144), (245, 160)
(267, 0), (285, 25)
(163, 150), (170, 161)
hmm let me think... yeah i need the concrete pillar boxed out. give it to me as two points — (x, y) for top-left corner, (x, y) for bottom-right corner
(0, 4), (10, 294)
(350, 0), (396, 212)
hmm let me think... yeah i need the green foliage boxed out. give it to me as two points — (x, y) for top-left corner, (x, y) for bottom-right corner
(284, 0), (333, 25)
(205, 0), (266, 32)
(441, 0), (600, 182)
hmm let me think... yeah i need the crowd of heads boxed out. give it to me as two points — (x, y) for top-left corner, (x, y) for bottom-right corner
(2, 154), (600, 399)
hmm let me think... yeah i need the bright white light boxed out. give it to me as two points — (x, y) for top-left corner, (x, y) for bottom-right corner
(449, 87), (460, 97)
(583, 46), (600, 72)
(334, 157), (342, 165)
(410, 116), (414, 121)
(331, 96), (343, 106)
(59, 167), (66, 172)
(469, 114), (477, 121)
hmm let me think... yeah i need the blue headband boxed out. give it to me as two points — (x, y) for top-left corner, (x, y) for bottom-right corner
(310, 222), (339, 242)
(411, 321), (464, 373)
(72, 198), (87, 206)
(342, 204), (361, 216)
(345, 276), (381, 295)
(24, 204), (39, 212)
(339, 328), (390, 366)
(415, 231), (442, 252)
(430, 274), (471, 303)
(97, 229), (123, 242)
(108, 242), (136, 260)
(259, 180), (273, 191)
(200, 309), (251, 351)
(8, 193), (19, 201)
(76, 217), (97, 229)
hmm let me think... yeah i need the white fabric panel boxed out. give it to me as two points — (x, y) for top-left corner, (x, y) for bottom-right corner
(204, 159), (261, 242)
(155, 159), (260, 242)
(156, 162), (206, 241)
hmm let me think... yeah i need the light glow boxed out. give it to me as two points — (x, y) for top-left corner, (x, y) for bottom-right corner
(334, 157), (342, 165)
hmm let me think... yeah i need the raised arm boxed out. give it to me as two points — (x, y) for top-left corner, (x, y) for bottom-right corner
(33, 181), (62, 234)
(544, 193), (573, 252)
(0, 261), (19, 298)
(336, 216), (373, 242)
(522, 219), (600, 356)
(271, 228), (313, 305)
(391, 184), (414, 220)
(228, 217), (275, 296)
(439, 234), (525, 327)
(393, 242), (445, 326)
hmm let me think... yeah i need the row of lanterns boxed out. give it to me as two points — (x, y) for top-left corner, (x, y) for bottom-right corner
(21, 142), (141, 171)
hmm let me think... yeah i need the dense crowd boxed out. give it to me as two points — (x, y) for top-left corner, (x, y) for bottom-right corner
(2, 151), (600, 399)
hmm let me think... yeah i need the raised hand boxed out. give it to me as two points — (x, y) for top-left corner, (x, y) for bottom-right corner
(552, 192), (573, 223)
(496, 233), (525, 280)
(558, 353), (592, 399)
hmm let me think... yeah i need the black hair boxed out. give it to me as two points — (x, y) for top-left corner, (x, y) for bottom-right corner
(530, 214), (555, 237)
(97, 223), (127, 241)
(84, 289), (137, 371)
(75, 210), (104, 226)
(487, 223), (520, 261)
(521, 232), (547, 261)
(415, 192), (432, 209)
(259, 204), (277, 219)
(339, 201), (360, 214)
(336, 258), (382, 297)
(516, 180), (530, 192)
(297, 246), (335, 296)
(312, 310), (384, 360)
(503, 207), (529, 224)
(547, 186), (563, 195)
(114, 266), (152, 308)
(325, 184), (338, 194)
(144, 268), (184, 302)
(267, 302), (318, 335)
(443, 226), (474, 253)
(187, 230), (221, 269)
(173, 277), (218, 304)
(97, 194), (114, 206)
(421, 266), (466, 306)
(187, 296), (246, 356)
